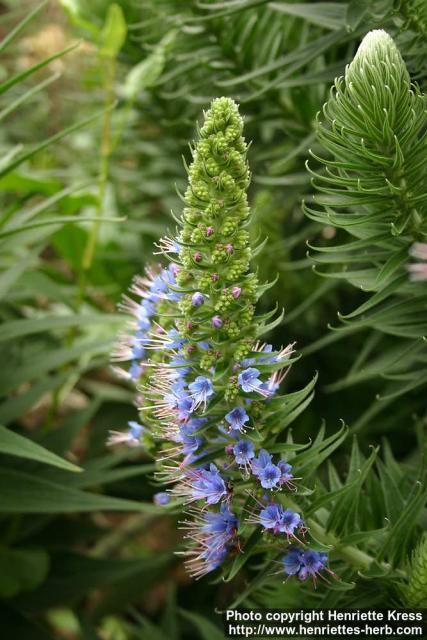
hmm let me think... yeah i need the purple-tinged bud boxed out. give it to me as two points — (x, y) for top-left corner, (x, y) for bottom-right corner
(232, 286), (242, 299)
(170, 263), (180, 277)
(187, 321), (194, 330)
(154, 492), (170, 506)
(212, 315), (223, 329)
(206, 226), (214, 237)
(225, 244), (234, 254)
(212, 273), (219, 282)
(187, 344), (196, 353)
(225, 444), (234, 456)
(194, 251), (202, 262)
(192, 291), (204, 307)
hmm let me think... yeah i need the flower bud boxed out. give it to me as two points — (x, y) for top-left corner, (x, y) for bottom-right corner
(192, 291), (205, 306)
(212, 315), (223, 328)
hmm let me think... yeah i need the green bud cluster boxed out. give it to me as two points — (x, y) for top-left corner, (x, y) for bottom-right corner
(176, 97), (259, 372)
(400, 535), (427, 607)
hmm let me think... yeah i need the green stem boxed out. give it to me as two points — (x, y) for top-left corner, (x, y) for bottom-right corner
(81, 55), (116, 276)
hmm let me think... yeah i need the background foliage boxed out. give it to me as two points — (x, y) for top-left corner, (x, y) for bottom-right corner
(0, 1), (426, 638)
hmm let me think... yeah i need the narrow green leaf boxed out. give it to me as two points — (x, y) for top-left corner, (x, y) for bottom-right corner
(0, 73), (60, 122)
(0, 425), (81, 472)
(0, 107), (108, 182)
(0, 215), (125, 239)
(378, 482), (426, 564)
(269, 2), (346, 30)
(0, 469), (159, 513)
(0, 254), (38, 299)
(0, 338), (112, 394)
(0, 1), (48, 54)
(0, 314), (123, 342)
(0, 42), (80, 97)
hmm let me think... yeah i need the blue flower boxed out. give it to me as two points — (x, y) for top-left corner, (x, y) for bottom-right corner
(298, 550), (327, 581)
(233, 440), (255, 465)
(107, 421), (144, 447)
(183, 503), (237, 578)
(251, 449), (272, 477)
(164, 382), (193, 420)
(154, 492), (170, 506)
(259, 504), (301, 535)
(128, 361), (142, 380)
(282, 548), (329, 581)
(167, 381), (187, 405)
(259, 503), (285, 531)
(131, 344), (146, 360)
(190, 464), (227, 504)
(259, 344), (277, 363)
(149, 274), (169, 302)
(177, 396), (194, 421)
(166, 328), (186, 350)
(282, 547), (303, 575)
(259, 462), (281, 489)
(280, 509), (302, 535)
(131, 332), (148, 359)
(155, 236), (181, 255)
(137, 312), (151, 331)
(187, 417), (208, 430)
(260, 376), (280, 397)
(200, 545), (229, 573)
(188, 376), (215, 409)
(179, 422), (204, 454)
(225, 406), (249, 433)
(170, 356), (192, 380)
(278, 460), (293, 486)
(202, 504), (238, 537)
(141, 299), (156, 317)
(238, 367), (263, 393)
(162, 267), (182, 302)
(128, 421), (144, 440)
